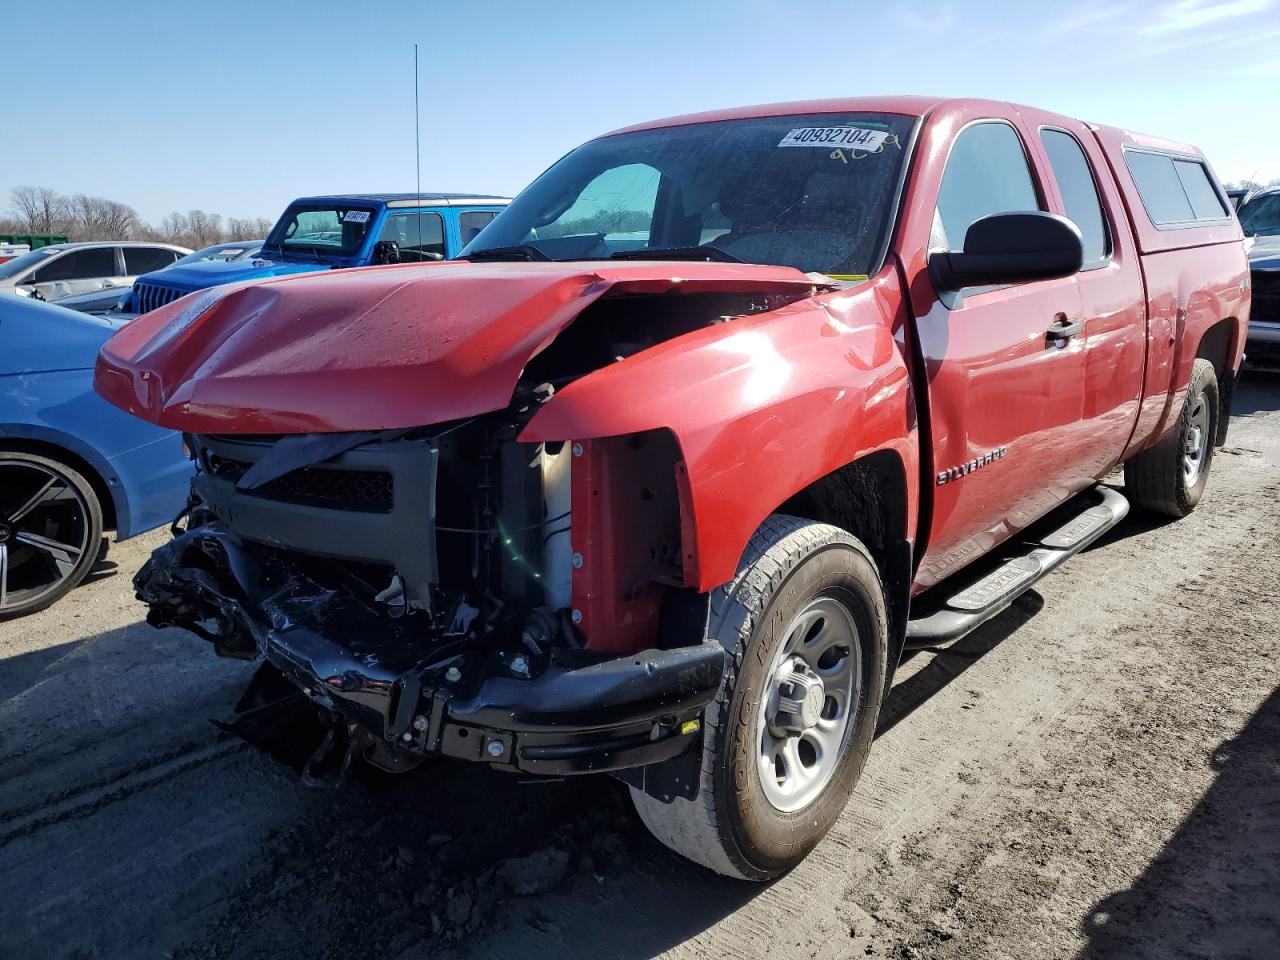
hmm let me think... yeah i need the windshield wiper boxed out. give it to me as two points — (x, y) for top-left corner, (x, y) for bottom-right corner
(609, 245), (744, 264)
(461, 244), (553, 263)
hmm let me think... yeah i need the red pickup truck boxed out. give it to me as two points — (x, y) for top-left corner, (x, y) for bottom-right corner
(97, 96), (1250, 881)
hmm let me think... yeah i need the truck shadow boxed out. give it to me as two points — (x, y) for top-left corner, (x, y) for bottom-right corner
(1077, 686), (1280, 959)
(1232, 370), (1280, 416)
(1, 585), (1038, 960)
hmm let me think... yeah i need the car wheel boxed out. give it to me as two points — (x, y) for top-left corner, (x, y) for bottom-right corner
(0, 451), (104, 619)
(1124, 358), (1219, 518)
(631, 515), (888, 880)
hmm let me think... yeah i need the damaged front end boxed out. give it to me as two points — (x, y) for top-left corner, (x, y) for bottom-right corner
(102, 260), (832, 798)
(135, 401), (724, 797)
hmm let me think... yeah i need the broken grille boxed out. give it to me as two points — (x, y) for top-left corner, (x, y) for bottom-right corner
(206, 454), (394, 512)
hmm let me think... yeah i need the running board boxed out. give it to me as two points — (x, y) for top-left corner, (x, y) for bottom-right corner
(905, 485), (1129, 648)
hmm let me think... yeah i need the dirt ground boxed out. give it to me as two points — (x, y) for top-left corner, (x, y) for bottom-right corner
(2, 374), (1277, 960)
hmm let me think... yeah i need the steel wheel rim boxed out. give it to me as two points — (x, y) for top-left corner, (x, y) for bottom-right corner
(756, 596), (861, 813)
(1182, 394), (1211, 486)
(0, 460), (91, 612)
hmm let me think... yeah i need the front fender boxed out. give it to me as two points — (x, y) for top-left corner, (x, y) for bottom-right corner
(522, 265), (918, 591)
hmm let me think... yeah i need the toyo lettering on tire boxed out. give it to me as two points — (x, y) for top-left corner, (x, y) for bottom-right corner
(631, 515), (887, 880)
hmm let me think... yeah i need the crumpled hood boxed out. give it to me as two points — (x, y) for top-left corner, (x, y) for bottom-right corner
(142, 256), (326, 291)
(95, 260), (820, 434)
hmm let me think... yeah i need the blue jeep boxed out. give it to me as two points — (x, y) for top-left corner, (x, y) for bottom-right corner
(126, 193), (508, 314)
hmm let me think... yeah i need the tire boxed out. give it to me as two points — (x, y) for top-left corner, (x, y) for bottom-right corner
(632, 515), (888, 880)
(1124, 358), (1219, 518)
(0, 451), (104, 619)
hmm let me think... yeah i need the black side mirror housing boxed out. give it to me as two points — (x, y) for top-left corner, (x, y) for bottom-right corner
(373, 240), (401, 265)
(929, 211), (1084, 292)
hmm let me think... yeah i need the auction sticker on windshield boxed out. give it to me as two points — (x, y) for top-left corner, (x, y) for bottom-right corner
(342, 210), (372, 223)
(779, 127), (888, 150)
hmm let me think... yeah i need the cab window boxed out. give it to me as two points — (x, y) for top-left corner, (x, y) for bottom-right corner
(459, 210), (499, 246)
(378, 212), (445, 261)
(935, 122), (1041, 252)
(1040, 129), (1111, 266)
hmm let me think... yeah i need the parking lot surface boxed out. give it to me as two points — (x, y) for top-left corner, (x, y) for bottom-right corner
(1, 375), (1277, 960)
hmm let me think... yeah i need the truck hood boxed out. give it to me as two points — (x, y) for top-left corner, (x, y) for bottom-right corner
(95, 260), (821, 434)
(143, 257), (328, 291)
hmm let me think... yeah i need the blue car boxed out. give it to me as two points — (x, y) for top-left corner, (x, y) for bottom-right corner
(0, 297), (191, 617)
(125, 193), (508, 315)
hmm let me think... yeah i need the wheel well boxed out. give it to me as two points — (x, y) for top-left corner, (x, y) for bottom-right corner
(1195, 317), (1236, 446)
(0, 437), (118, 531)
(776, 450), (912, 677)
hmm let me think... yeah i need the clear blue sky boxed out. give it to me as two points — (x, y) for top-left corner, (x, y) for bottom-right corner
(4, 0), (1276, 225)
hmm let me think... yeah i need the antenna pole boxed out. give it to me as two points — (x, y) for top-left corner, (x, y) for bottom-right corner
(414, 43), (422, 253)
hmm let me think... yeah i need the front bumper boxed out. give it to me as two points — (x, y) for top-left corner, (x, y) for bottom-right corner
(135, 525), (724, 778)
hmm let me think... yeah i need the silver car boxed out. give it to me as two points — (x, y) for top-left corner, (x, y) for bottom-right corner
(0, 241), (191, 303)
(56, 240), (265, 315)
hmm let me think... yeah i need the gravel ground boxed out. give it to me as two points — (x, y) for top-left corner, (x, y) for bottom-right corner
(1, 374), (1277, 960)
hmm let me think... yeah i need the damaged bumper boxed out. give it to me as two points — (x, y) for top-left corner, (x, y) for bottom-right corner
(136, 526), (724, 778)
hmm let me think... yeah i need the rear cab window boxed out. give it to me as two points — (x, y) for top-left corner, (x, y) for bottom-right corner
(1124, 150), (1229, 228)
(1040, 129), (1111, 267)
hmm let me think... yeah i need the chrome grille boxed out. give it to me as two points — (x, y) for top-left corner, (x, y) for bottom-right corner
(134, 280), (186, 315)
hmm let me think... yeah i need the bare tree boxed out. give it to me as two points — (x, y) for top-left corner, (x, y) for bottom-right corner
(9, 185), (71, 233)
(185, 210), (224, 248)
(7, 185), (270, 246)
(67, 193), (141, 240)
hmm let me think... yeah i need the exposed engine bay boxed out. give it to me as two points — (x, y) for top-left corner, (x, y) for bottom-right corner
(129, 285), (821, 792)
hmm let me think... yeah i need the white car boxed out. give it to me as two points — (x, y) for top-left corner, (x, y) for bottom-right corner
(0, 241), (191, 303)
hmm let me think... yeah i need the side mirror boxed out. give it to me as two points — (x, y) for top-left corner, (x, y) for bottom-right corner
(929, 211), (1084, 292)
(373, 240), (401, 265)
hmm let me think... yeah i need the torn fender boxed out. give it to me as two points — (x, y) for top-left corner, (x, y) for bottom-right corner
(521, 264), (920, 592)
(94, 260), (821, 434)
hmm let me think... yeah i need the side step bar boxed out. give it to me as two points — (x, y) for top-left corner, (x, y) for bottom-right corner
(905, 484), (1129, 648)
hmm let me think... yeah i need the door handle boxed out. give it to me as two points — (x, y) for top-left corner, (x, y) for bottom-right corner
(1046, 313), (1083, 346)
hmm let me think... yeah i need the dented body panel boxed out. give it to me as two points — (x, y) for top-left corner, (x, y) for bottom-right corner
(522, 264), (918, 593)
(95, 260), (821, 434)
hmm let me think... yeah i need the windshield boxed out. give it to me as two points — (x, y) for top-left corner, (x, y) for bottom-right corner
(0, 247), (59, 281)
(1239, 194), (1280, 237)
(265, 204), (377, 257)
(463, 112), (916, 276)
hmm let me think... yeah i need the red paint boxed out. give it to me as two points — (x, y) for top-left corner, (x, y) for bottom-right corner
(523, 266), (918, 593)
(95, 260), (819, 434)
(97, 97), (1250, 647)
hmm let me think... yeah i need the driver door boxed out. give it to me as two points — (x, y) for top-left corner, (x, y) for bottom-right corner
(913, 120), (1091, 590)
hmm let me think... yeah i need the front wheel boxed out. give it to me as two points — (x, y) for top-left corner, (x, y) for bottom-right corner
(632, 516), (888, 880)
(0, 451), (104, 619)
(1124, 358), (1219, 518)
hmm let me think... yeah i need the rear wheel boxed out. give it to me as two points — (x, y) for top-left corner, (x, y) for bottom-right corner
(1124, 358), (1219, 517)
(0, 451), (103, 619)
(631, 516), (887, 880)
